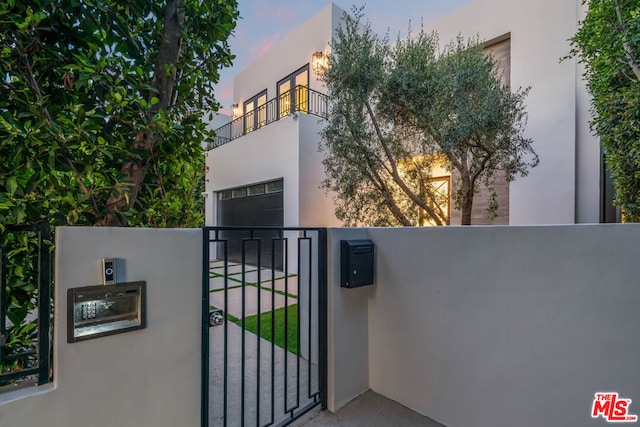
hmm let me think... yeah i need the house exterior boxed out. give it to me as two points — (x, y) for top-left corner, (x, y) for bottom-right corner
(204, 3), (342, 228)
(204, 0), (608, 228)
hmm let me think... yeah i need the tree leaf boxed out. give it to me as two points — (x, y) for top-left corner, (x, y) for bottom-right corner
(6, 176), (18, 196)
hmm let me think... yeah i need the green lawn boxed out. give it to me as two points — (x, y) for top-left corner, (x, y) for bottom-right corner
(229, 305), (299, 355)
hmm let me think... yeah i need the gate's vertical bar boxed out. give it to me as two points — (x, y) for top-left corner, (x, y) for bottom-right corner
(318, 229), (328, 410)
(241, 238), (247, 427)
(255, 238), (261, 427)
(268, 237), (277, 427)
(221, 231), (229, 427)
(283, 235), (290, 415)
(201, 228), (210, 427)
(294, 236), (302, 410)
(37, 226), (51, 385)
(307, 231), (313, 398)
(269, 233), (286, 426)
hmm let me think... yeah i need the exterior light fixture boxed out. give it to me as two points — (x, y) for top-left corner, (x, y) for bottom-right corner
(312, 51), (326, 74)
(232, 103), (241, 118)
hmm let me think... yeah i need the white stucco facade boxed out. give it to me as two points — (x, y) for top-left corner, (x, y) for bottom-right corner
(205, 3), (343, 228)
(205, 0), (602, 227)
(424, 0), (600, 224)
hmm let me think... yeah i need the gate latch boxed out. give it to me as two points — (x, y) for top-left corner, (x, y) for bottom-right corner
(209, 309), (224, 327)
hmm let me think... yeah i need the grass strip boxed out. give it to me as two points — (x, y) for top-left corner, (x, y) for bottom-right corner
(209, 271), (299, 297)
(220, 305), (299, 355)
(258, 274), (298, 284)
(209, 273), (244, 284)
(209, 282), (297, 299)
(209, 284), (243, 293)
(209, 262), (241, 269)
(209, 269), (260, 278)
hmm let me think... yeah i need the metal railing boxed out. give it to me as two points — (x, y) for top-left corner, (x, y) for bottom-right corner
(0, 225), (53, 391)
(209, 86), (329, 150)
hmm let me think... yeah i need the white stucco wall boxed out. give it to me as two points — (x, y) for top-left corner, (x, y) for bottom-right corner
(204, 3), (346, 228)
(424, 0), (600, 224)
(206, 117), (301, 227)
(298, 114), (341, 227)
(233, 3), (344, 104)
(0, 227), (202, 427)
(326, 228), (370, 412)
(325, 225), (640, 427)
(208, 0), (600, 228)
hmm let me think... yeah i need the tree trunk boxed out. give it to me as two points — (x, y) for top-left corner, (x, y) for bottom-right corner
(98, 0), (184, 226)
(460, 181), (474, 226)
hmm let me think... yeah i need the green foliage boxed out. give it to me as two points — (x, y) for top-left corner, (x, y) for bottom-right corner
(569, 0), (640, 221)
(320, 8), (538, 226)
(0, 229), (52, 383)
(0, 0), (239, 227)
(0, 0), (238, 385)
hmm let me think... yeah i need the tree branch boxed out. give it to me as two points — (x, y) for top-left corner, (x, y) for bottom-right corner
(364, 100), (444, 225)
(14, 37), (101, 219)
(341, 109), (413, 225)
(412, 160), (448, 222)
(364, 167), (413, 226)
(101, 0), (185, 224)
(615, 0), (640, 82)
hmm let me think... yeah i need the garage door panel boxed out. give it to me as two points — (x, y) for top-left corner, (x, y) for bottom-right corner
(217, 185), (284, 270)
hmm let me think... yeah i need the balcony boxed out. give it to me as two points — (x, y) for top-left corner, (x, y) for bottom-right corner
(209, 86), (329, 150)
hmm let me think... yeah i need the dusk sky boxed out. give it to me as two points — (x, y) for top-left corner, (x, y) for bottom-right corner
(215, 0), (473, 115)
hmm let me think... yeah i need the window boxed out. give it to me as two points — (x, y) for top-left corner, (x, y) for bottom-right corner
(243, 90), (267, 133)
(397, 155), (451, 226)
(265, 180), (284, 193)
(232, 188), (247, 199)
(420, 177), (451, 226)
(247, 184), (265, 196)
(219, 180), (283, 201)
(278, 66), (309, 119)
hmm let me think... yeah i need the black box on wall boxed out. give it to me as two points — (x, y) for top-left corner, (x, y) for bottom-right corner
(340, 240), (375, 288)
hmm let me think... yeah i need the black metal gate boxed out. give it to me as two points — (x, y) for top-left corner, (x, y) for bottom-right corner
(1, 225), (53, 391)
(202, 227), (327, 427)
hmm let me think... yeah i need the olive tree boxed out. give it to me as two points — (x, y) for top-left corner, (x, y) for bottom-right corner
(320, 9), (538, 226)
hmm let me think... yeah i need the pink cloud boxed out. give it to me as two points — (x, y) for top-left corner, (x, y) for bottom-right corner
(251, 0), (300, 24)
(250, 33), (282, 58)
(218, 107), (233, 116)
(217, 82), (233, 100)
(233, 27), (249, 48)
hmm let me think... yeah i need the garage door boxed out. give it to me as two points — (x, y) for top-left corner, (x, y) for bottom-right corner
(216, 180), (284, 270)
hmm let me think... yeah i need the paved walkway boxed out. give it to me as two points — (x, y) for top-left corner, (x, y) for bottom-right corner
(208, 259), (318, 427)
(293, 391), (447, 427)
(208, 259), (445, 427)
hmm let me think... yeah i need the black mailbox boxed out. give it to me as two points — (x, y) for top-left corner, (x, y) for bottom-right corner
(340, 240), (375, 288)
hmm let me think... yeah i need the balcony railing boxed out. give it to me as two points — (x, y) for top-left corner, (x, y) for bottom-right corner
(209, 86), (329, 150)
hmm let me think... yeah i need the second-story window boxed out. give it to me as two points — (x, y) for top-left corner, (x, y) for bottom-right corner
(277, 65), (309, 119)
(243, 90), (267, 133)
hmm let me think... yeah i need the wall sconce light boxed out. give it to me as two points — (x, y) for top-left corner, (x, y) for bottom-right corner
(312, 51), (327, 74)
(232, 103), (241, 118)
